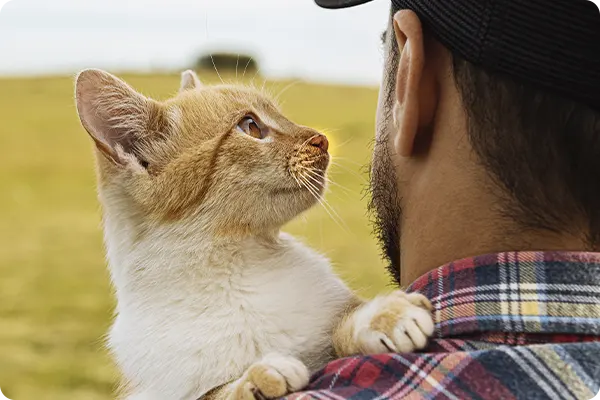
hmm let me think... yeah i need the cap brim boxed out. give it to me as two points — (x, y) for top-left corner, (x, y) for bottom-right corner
(315, 0), (374, 9)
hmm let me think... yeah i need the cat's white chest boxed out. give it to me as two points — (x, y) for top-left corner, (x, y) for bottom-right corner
(108, 232), (352, 398)
(197, 239), (351, 365)
(208, 256), (348, 360)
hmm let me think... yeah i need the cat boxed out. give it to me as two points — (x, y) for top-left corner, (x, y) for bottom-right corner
(74, 69), (434, 400)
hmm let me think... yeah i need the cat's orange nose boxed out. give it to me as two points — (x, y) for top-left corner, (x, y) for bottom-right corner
(309, 134), (329, 153)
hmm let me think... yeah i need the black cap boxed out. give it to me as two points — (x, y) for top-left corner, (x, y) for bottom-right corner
(315, 0), (600, 112)
(315, 0), (374, 8)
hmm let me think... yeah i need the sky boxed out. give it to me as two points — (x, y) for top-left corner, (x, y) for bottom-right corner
(0, 0), (391, 85)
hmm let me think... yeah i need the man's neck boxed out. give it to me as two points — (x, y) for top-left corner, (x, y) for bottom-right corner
(399, 177), (587, 287)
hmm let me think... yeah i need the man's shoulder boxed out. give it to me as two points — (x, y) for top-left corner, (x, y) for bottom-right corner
(285, 341), (600, 400)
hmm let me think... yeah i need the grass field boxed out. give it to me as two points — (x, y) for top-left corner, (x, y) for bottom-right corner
(0, 71), (390, 399)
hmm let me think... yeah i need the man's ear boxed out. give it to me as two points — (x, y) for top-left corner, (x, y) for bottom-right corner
(179, 70), (202, 92)
(75, 69), (159, 166)
(392, 10), (437, 157)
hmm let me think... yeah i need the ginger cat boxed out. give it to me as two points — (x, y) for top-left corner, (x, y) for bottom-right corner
(74, 69), (434, 400)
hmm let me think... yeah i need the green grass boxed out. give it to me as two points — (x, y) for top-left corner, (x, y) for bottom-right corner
(0, 72), (389, 399)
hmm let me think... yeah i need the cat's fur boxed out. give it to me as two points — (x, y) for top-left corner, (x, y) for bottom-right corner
(74, 69), (434, 400)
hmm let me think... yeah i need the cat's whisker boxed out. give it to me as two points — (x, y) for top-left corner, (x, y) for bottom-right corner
(308, 189), (350, 234)
(261, 78), (268, 93)
(304, 169), (355, 196)
(298, 175), (334, 216)
(301, 167), (327, 180)
(298, 175), (349, 233)
(327, 169), (367, 187)
(303, 178), (354, 206)
(320, 127), (341, 135)
(298, 159), (326, 166)
(292, 175), (302, 188)
(250, 66), (263, 86)
(309, 183), (348, 226)
(210, 53), (225, 85)
(274, 80), (301, 104)
(330, 137), (353, 150)
(302, 170), (327, 187)
(289, 170), (305, 190)
(301, 171), (349, 201)
(302, 166), (325, 174)
(242, 57), (253, 79)
(330, 157), (364, 167)
(298, 172), (320, 193)
(203, 17), (225, 85)
(329, 161), (367, 183)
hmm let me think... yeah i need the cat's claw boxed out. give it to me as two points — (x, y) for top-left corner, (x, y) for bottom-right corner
(231, 354), (309, 400)
(354, 291), (434, 354)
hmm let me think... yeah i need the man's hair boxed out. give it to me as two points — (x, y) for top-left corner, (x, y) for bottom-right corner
(453, 58), (600, 246)
(389, 6), (600, 247)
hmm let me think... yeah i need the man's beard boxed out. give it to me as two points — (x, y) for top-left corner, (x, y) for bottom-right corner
(368, 136), (402, 286)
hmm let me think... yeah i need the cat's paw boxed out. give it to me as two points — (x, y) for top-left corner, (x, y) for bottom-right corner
(232, 354), (309, 400)
(354, 291), (434, 354)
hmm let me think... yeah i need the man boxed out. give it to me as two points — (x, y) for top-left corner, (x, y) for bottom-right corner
(286, 0), (600, 399)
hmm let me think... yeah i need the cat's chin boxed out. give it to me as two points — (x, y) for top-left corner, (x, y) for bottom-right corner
(271, 184), (325, 200)
(268, 182), (325, 215)
(270, 186), (307, 196)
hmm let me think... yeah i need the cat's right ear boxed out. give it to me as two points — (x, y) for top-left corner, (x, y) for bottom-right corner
(75, 69), (157, 166)
(179, 70), (202, 92)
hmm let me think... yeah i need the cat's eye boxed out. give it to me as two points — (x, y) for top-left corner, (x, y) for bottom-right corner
(237, 116), (265, 139)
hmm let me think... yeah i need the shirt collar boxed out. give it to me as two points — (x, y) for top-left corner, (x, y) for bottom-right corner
(407, 251), (600, 338)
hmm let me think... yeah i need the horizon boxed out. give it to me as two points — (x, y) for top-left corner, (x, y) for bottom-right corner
(0, 0), (389, 86)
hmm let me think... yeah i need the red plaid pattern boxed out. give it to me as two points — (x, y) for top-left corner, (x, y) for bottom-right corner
(285, 252), (600, 400)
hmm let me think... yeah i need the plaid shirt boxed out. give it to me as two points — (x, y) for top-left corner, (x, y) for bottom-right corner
(286, 252), (600, 400)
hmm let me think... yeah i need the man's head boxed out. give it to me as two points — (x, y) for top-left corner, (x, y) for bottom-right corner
(317, 0), (600, 286)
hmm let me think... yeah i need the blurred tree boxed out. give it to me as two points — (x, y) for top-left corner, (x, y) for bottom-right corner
(195, 53), (259, 74)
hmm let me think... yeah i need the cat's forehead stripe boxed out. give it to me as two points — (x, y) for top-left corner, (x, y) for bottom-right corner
(260, 115), (280, 130)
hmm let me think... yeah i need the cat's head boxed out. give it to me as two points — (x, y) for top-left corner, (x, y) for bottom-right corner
(75, 69), (329, 236)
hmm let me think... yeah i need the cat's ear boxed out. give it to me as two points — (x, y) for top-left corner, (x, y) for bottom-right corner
(75, 69), (157, 166)
(180, 70), (202, 92)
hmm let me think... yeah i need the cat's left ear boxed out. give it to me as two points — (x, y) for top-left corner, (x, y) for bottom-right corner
(75, 69), (162, 167)
(180, 70), (202, 92)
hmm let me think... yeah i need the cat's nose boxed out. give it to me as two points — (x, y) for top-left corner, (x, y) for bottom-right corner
(309, 134), (329, 152)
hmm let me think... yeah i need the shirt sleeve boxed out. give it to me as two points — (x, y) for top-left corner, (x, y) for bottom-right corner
(282, 343), (600, 400)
